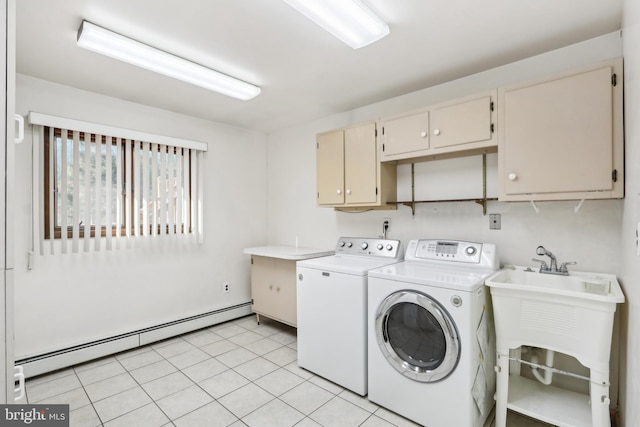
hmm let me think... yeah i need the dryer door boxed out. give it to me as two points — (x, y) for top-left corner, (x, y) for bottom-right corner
(375, 290), (460, 382)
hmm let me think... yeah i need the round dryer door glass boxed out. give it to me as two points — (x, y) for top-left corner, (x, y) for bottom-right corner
(375, 290), (460, 382)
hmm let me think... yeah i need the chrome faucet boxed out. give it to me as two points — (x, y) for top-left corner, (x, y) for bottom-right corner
(532, 246), (576, 276)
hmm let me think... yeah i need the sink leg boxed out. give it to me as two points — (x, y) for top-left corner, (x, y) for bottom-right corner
(494, 351), (509, 427)
(590, 368), (611, 427)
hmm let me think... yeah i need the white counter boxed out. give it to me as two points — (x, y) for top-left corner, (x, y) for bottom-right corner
(243, 245), (334, 260)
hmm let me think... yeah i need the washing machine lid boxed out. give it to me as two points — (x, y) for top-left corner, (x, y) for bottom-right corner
(297, 255), (402, 276)
(368, 262), (493, 292)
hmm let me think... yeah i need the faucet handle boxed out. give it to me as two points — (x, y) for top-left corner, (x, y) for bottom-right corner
(531, 258), (549, 271)
(559, 261), (576, 273)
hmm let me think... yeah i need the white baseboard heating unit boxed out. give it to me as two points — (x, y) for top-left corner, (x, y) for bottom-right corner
(16, 303), (252, 378)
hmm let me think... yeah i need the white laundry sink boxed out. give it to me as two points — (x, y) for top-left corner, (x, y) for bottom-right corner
(486, 266), (625, 302)
(485, 265), (625, 370)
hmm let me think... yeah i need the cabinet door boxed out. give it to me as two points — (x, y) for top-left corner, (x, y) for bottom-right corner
(431, 96), (492, 149)
(501, 66), (615, 197)
(316, 130), (345, 205)
(272, 259), (297, 326)
(344, 122), (378, 204)
(250, 256), (276, 316)
(381, 110), (429, 157)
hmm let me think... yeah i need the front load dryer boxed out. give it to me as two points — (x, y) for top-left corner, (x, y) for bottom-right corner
(367, 239), (498, 427)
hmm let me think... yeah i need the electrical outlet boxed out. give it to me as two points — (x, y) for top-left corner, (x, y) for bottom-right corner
(489, 214), (501, 230)
(383, 218), (391, 238)
(223, 282), (230, 293)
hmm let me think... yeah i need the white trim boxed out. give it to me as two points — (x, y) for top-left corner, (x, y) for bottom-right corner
(28, 112), (208, 152)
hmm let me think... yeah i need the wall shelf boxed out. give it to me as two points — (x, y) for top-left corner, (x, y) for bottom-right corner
(395, 154), (494, 215)
(397, 197), (498, 215)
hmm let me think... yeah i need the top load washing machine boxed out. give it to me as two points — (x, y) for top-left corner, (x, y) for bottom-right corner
(296, 237), (403, 396)
(367, 239), (498, 427)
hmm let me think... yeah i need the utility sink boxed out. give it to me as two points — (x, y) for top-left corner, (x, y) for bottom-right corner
(486, 266), (625, 303)
(488, 265), (626, 427)
(486, 265), (625, 370)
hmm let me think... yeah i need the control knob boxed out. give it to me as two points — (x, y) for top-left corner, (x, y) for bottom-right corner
(386, 244), (393, 251)
(465, 246), (477, 256)
(360, 242), (368, 250)
(347, 242), (353, 248)
(338, 241), (345, 247)
(377, 243), (384, 250)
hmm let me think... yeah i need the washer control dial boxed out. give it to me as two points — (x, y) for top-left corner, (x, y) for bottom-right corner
(360, 242), (369, 250)
(465, 246), (477, 256)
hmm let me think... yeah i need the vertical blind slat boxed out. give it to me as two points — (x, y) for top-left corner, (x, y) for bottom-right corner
(176, 148), (183, 235)
(167, 147), (175, 236)
(105, 136), (113, 250)
(125, 139), (133, 241)
(197, 151), (204, 243)
(71, 131), (80, 253)
(115, 138), (123, 246)
(133, 140), (140, 238)
(48, 128), (55, 255)
(82, 130), (92, 252)
(34, 127), (44, 256)
(159, 145), (167, 236)
(151, 143), (158, 237)
(190, 149), (197, 241)
(94, 134), (103, 251)
(142, 141), (150, 237)
(60, 129), (68, 254)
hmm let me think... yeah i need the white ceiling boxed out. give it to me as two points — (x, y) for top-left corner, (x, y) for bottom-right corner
(16, 0), (622, 133)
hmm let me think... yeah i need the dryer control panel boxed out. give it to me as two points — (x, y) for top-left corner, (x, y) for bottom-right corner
(407, 239), (497, 269)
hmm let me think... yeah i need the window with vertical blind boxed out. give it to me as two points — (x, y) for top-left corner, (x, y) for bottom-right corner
(29, 112), (206, 254)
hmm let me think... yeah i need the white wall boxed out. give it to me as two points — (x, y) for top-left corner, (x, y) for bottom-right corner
(267, 31), (628, 406)
(13, 75), (268, 358)
(621, 1), (640, 425)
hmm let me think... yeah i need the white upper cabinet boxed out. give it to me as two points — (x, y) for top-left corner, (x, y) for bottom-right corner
(380, 90), (497, 163)
(316, 122), (397, 208)
(498, 58), (623, 201)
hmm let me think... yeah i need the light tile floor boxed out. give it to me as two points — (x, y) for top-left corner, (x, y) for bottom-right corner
(25, 315), (550, 427)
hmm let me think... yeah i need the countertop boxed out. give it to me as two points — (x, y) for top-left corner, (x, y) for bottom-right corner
(243, 245), (334, 260)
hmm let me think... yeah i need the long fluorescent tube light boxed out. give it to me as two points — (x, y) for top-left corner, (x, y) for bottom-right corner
(77, 21), (261, 101)
(283, 0), (389, 49)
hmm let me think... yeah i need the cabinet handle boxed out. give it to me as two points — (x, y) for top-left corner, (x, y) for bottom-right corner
(508, 173), (518, 181)
(336, 189), (342, 195)
(433, 129), (441, 136)
(420, 131), (427, 138)
(346, 189), (352, 195)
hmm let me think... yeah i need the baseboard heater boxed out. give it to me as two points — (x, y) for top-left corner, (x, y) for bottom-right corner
(16, 302), (253, 379)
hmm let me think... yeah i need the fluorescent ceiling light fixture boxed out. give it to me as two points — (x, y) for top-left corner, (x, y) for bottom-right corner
(77, 21), (261, 101)
(283, 0), (389, 49)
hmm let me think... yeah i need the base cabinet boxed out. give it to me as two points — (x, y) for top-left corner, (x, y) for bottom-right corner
(244, 246), (334, 328)
(250, 256), (297, 327)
